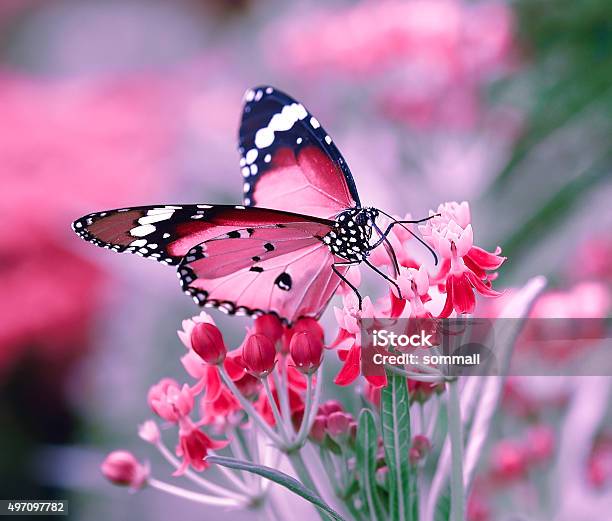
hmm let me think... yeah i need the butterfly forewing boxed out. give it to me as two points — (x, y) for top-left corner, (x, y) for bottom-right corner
(72, 204), (333, 265)
(239, 86), (360, 219)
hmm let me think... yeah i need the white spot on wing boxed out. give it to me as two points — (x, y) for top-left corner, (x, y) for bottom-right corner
(130, 224), (156, 237)
(245, 149), (258, 164)
(138, 212), (173, 225)
(254, 103), (309, 149)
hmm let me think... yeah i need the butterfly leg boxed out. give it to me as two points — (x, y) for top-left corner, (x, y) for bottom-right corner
(332, 261), (363, 310)
(372, 222), (400, 276)
(363, 258), (403, 299)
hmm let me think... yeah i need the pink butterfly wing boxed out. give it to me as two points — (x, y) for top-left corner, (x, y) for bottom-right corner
(239, 86), (360, 220)
(72, 204), (332, 266)
(179, 224), (349, 322)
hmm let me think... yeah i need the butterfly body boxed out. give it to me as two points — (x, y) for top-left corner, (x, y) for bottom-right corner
(72, 86), (427, 323)
(323, 207), (378, 262)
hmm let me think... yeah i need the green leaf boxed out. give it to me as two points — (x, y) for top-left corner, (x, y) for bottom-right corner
(207, 455), (347, 521)
(496, 152), (611, 277)
(434, 487), (451, 521)
(381, 370), (416, 521)
(355, 410), (386, 521)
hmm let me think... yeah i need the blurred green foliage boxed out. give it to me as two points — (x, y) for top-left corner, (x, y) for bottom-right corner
(489, 0), (611, 277)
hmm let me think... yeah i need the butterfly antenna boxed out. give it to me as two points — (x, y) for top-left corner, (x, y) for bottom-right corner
(377, 209), (439, 266)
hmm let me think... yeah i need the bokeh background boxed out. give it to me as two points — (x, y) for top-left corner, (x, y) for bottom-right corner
(0, 1), (610, 520)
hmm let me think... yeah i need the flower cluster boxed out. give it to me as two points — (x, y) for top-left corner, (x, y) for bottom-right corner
(101, 200), (508, 516)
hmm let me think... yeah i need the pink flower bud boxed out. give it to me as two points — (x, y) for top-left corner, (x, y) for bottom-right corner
(242, 333), (277, 377)
(175, 424), (229, 474)
(147, 378), (194, 422)
(309, 415), (327, 444)
(525, 425), (555, 463)
(101, 451), (149, 489)
(293, 317), (324, 341)
(283, 317), (325, 351)
(318, 400), (344, 416)
(490, 440), (527, 482)
(290, 331), (323, 374)
(410, 435), (432, 464)
(326, 411), (353, 440)
(138, 420), (160, 444)
(191, 323), (227, 365)
(409, 447), (422, 465)
(254, 314), (284, 344)
(375, 466), (388, 487)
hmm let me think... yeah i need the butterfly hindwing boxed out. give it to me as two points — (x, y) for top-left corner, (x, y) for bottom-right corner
(178, 224), (349, 322)
(238, 86), (360, 219)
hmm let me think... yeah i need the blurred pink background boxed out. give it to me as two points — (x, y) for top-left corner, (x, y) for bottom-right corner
(0, 1), (610, 520)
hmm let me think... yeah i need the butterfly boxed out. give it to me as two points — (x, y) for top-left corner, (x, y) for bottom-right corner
(72, 86), (436, 323)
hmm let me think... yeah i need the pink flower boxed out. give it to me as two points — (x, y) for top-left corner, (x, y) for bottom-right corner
(569, 235), (612, 282)
(147, 378), (194, 423)
(138, 420), (161, 445)
(408, 378), (445, 404)
(264, 0), (514, 130)
(587, 432), (612, 489)
(410, 435), (432, 464)
(394, 265), (433, 318)
(525, 425), (555, 464)
(333, 294), (386, 387)
(254, 314), (284, 344)
(199, 385), (242, 427)
(420, 201), (505, 316)
(326, 411), (354, 442)
(101, 451), (149, 489)
(309, 415), (328, 444)
(489, 439), (527, 482)
(175, 420), (229, 474)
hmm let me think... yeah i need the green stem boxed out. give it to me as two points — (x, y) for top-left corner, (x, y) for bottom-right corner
(274, 360), (294, 436)
(319, 448), (342, 496)
(292, 373), (314, 446)
(263, 376), (290, 442)
(218, 366), (284, 446)
(287, 451), (331, 521)
(447, 379), (465, 521)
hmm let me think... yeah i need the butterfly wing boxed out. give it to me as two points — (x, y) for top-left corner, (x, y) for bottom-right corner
(178, 224), (349, 322)
(238, 86), (360, 219)
(72, 204), (333, 266)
